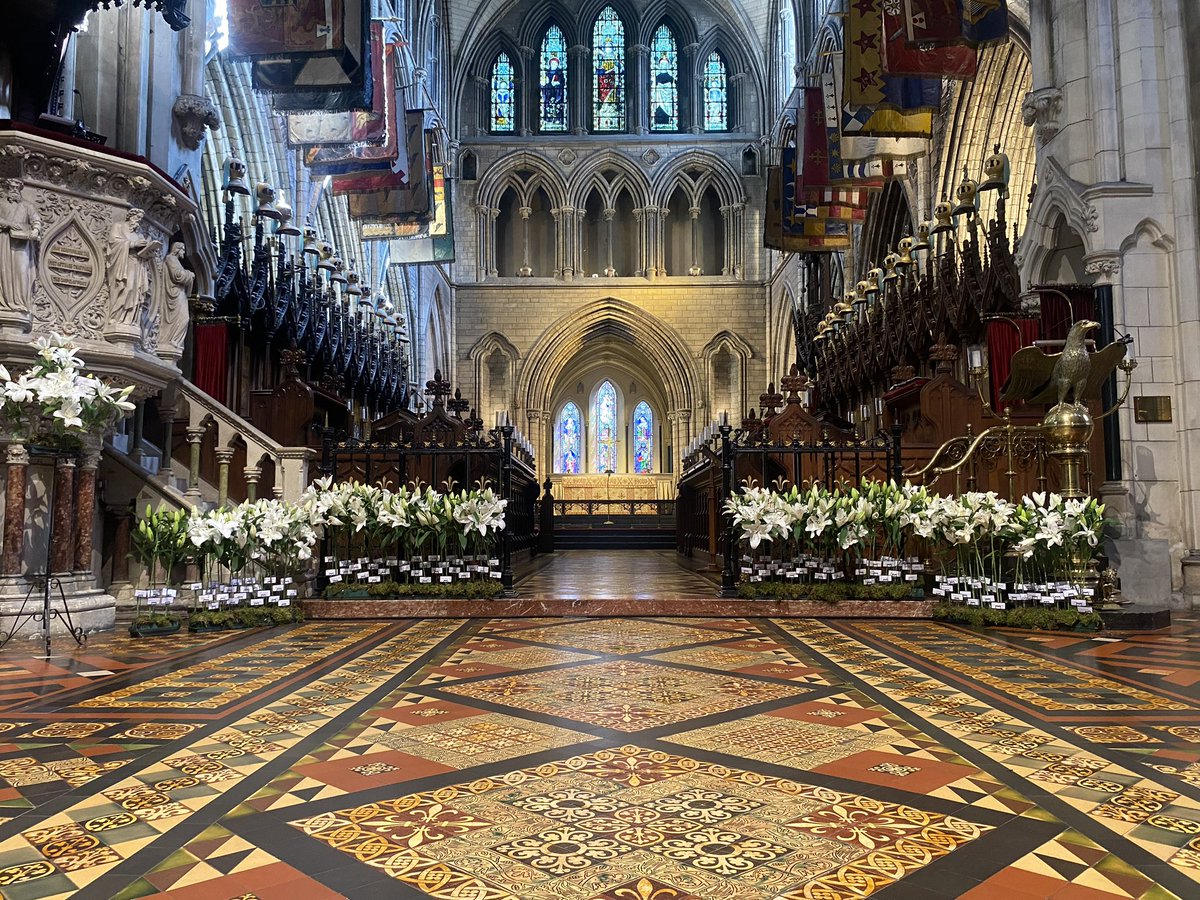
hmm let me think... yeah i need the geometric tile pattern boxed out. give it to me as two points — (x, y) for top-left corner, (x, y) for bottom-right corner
(0, 603), (1196, 900)
(290, 744), (992, 900)
(780, 619), (1200, 896)
(441, 659), (805, 731)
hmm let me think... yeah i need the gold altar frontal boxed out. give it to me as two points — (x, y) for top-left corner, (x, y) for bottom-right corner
(551, 474), (676, 501)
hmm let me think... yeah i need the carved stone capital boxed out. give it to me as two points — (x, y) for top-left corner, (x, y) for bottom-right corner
(172, 93), (220, 150)
(1021, 87), (1063, 144)
(1083, 252), (1121, 281)
(5, 443), (29, 466)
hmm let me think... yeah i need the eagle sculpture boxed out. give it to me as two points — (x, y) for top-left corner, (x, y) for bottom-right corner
(999, 320), (1127, 407)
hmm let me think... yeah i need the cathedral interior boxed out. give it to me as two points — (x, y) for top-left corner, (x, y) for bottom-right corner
(0, 1), (1199, 898)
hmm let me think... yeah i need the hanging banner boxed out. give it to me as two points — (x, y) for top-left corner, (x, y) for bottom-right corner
(337, 111), (432, 223)
(899, 0), (964, 45)
(882, 3), (977, 78)
(366, 166), (455, 264)
(959, 0), (1010, 46)
(901, 0), (1009, 47)
(846, 0), (941, 111)
(764, 165), (784, 250)
(286, 25), (391, 147)
(247, 0), (371, 111)
(227, 0), (344, 56)
(825, 68), (930, 159)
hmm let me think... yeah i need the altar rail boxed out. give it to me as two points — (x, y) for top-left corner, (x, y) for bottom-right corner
(555, 500), (676, 519)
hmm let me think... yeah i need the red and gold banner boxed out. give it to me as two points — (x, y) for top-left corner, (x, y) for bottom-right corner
(846, 0), (941, 112)
(899, 0), (964, 46)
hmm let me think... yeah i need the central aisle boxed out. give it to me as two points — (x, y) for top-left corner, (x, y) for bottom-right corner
(518, 549), (718, 600)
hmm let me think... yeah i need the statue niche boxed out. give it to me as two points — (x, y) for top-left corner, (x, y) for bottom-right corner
(0, 178), (41, 331)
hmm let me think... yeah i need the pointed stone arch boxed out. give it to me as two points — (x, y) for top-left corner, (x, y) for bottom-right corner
(468, 331), (521, 421)
(701, 330), (754, 426)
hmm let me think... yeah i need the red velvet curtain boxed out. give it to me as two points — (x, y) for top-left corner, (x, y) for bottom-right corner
(193, 323), (228, 406)
(1037, 286), (1096, 342)
(988, 318), (1041, 410)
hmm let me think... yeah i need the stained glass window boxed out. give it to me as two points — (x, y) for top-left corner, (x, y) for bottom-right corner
(632, 401), (654, 473)
(703, 51), (728, 131)
(539, 25), (568, 132)
(591, 380), (618, 473)
(556, 402), (582, 474)
(650, 25), (678, 131)
(490, 52), (515, 132)
(592, 7), (625, 131)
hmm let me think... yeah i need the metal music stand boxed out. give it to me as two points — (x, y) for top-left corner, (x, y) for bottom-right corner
(0, 446), (86, 658)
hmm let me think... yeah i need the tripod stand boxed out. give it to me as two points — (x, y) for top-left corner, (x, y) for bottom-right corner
(0, 447), (86, 658)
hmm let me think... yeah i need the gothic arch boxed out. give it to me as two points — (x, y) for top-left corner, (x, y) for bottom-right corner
(701, 330), (754, 424)
(476, 150), (570, 209)
(515, 1), (582, 50)
(652, 150), (744, 208)
(518, 298), (699, 415)
(468, 331), (521, 417)
(567, 151), (653, 209)
(1020, 155), (1099, 288)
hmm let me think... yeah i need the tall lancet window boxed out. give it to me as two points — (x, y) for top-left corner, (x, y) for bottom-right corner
(490, 52), (516, 132)
(592, 7), (626, 131)
(556, 402), (582, 473)
(650, 25), (679, 131)
(703, 51), (728, 131)
(632, 401), (654, 473)
(539, 25), (569, 132)
(591, 380), (618, 473)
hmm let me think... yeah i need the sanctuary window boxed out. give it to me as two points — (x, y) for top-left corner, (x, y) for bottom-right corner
(632, 401), (654, 473)
(592, 7), (626, 132)
(555, 401), (583, 473)
(540, 25), (569, 132)
(490, 53), (516, 133)
(650, 25), (679, 131)
(592, 380), (619, 473)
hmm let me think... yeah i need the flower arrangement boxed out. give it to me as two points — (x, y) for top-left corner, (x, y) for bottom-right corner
(0, 334), (135, 448)
(726, 480), (1107, 611)
(128, 478), (509, 616)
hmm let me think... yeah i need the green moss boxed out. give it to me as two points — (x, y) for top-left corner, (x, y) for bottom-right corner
(324, 580), (505, 601)
(932, 602), (1103, 632)
(736, 581), (919, 602)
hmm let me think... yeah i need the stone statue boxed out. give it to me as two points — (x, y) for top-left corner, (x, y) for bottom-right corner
(158, 241), (193, 357)
(0, 178), (41, 325)
(105, 208), (161, 332)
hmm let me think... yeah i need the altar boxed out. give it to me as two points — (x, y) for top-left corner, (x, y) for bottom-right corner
(551, 474), (676, 502)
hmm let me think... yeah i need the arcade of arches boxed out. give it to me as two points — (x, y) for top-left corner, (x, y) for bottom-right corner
(1, 1), (1200, 899)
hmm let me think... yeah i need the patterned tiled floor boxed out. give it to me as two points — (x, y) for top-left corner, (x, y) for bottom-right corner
(0, 614), (1196, 898)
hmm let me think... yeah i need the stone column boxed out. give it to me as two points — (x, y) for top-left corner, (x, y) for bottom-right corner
(518, 206), (533, 276)
(107, 503), (133, 586)
(473, 75), (489, 134)
(243, 465), (261, 502)
(683, 43), (701, 133)
(215, 447), (234, 507)
(568, 44), (589, 134)
(50, 458), (76, 575)
(603, 207), (617, 276)
(158, 404), (177, 476)
(129, 400), (145, 463)
(630, 44), (650, 134)
(518, 45), (534, 135)
(73, 441), (102, 573)
(688, 206), (703, 275)
(632, 207), (646, 277)
(2, 443), (28, 575)
(729, 72), (747, 132)
(185, 426), (205, 502)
